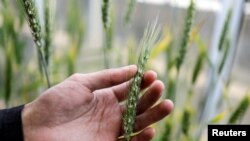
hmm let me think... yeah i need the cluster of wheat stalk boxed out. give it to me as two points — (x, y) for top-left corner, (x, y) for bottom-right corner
(0, 1), (249, 140)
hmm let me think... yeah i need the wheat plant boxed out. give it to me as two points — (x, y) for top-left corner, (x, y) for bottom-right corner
(44, 0), (51, 65)
(19, 0), (51, 87)
(123, 20), (161, 141)
(218, 10), (232, 51)
(101, 0), (114, 68)
(176, 0), (195, 71)
(124, 0), (136, 24)
(102, 0), (111, 30)
(228, 95), (250, 124)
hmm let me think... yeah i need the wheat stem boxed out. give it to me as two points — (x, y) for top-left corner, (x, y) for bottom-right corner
(218, 10), (232, 51)
(192, 52), (205, 84)
(44, 0), (51, 65)
(218, 38), (230, 74)
(228, 96), (250, 124)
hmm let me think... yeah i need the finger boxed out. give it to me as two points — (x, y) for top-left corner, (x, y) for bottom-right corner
(134, 100), (173, 132)
(72, 65), (137, 92)
(119, 127), (155, 141)
(140, 71), (157, 90)
(112, 71), (157, 102)
(136, 80), (164, 115)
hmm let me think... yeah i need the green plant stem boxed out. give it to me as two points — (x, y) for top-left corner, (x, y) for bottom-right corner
(44, 0), (51, 65)
(38, 48), (51, 87)
(192, 52), (205, 84)
(4, 46), (12, 106)
(218, 10), (232, 51)
(218, 38), (230, 74)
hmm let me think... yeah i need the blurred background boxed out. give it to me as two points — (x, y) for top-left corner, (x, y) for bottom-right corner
(0, 0), (250, 140)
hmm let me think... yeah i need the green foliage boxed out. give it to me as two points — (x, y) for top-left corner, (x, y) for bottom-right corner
(0, 1), (249, 141)
(4, 42), (13, 106)
(66, 0), (85, 75)
(210, 112), (226, 124)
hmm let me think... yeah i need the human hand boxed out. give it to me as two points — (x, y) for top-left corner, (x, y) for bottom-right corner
(22, 65), (173, 141)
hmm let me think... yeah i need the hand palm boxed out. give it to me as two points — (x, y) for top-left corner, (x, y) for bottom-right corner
(22, 66), (173, 141)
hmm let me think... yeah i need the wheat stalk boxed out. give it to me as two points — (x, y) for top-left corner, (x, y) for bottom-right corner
(102, 0), (110, 30)
(218, 38), (230, 74)
(181, 108), (191, 135)
(218, 10), (232, 51)
(124, 0), (136, 24)
(44, 0), (51, 65)
(192, 52), (205, 84)
(123, 20), (160, 141)
(20, 0), (51, 87)
(160, 120), (172, 141)
(228, 96), (250, 124)
(176, 0), (195, 71)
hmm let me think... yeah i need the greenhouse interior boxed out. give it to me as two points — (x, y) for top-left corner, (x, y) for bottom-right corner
(0, 0), (250, 141)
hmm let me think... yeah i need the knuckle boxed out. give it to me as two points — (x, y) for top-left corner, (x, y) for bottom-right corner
(70, 73), (82, 81)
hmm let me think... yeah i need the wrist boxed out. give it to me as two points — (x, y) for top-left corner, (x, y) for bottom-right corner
(22, 103), (34, 141)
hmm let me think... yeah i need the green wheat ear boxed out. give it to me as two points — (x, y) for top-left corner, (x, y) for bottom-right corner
(123, 20), (161, 141)
(102, 0), (110, 30)
(176, 0), (195, 71)
(181, 108), (192, 136)
(20, 0), (51, 87)
(228, 96), (250, 124)
(124, 0), (136, 24)
(159, 120), (172, 141)
(21, 0), (42, 47)
(192, 52), (205, 84)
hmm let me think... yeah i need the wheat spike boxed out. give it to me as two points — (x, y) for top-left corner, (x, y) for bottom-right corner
(123, 20), (160, 141)
(124, 0), (136, 24)
(176, 0), (195, 71)
(20, 0), (51, 87)
(102, 0), (110, 30)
